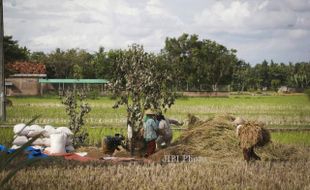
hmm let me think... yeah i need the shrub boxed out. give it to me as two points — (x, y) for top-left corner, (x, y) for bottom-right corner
(61, 89), (91, 147)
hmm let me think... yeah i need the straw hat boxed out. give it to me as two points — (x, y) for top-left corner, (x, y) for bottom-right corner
(232, 117), (245, 126)
(145, 109), (155, 115)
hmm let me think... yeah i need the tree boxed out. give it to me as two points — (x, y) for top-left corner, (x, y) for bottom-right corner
(111, 44), (175, 154)
(44, 48), (93, 78)
(164, 33), (237, 91)
(271, 79), (281, 91)
(29, 51), (47, 63)
(3, 36), (29, 77)
(92, 47), (120, 80)
(201, 40), (237, 91)
(289, 62), (310, 89)
(232, 60), (251, 92)
(164, 33), (202, 91)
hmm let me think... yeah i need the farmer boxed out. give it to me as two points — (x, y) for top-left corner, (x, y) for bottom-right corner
(143, 109), (159, 157)
(102, 134), (125, 155)
(156, 113), (173, 149)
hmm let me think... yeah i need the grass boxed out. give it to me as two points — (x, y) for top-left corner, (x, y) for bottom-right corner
(272, 131), (310, 146)
(3, 94), (310, 128)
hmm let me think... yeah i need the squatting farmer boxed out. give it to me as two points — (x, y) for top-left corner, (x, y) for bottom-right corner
(143, 109), (159, 157)
(102, 134), (125, 155)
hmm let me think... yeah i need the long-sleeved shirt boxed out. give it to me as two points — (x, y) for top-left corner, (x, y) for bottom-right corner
(158, 119), (172, 139)
(143, 117), (159, 142)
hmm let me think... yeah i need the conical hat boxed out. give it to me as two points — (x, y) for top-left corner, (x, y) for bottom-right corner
(145, 109), (155, 115)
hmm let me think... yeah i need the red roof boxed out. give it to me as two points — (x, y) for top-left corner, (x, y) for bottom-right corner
(7, 61), (46, 74)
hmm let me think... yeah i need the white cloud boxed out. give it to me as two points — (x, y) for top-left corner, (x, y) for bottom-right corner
(194, 1), (250, 31)
(3, 0), (310, 64)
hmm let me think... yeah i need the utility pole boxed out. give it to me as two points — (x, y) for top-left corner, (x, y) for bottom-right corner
(0, 0), (6, 121)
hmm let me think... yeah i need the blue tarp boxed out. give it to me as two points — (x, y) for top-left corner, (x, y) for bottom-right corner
(0, 144), (48, 159)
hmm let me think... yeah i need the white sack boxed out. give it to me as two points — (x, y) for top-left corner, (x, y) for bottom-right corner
(56, 127), (73, 136)
(13, 136), (28, 146)
(28, 125), (44, 137)
(11, 145), (21, 149)
(44, 147), (51, 153)
(50, 133), (66, 154)
(43, 138), (51, 146)
(66, 136), (73, 146)
(13, 123), (30, 136)
(43, 125), (57, 137)
(32, 138), (45, 146)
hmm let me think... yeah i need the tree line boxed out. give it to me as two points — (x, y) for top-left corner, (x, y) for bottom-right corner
(4, 34), (310, 92)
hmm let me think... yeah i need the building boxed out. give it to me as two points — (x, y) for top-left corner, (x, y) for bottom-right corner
(5, 62), (47, 96)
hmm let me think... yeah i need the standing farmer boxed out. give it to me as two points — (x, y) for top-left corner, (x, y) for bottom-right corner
(156, 113), (173, 148)
(143, 109), (158, 157)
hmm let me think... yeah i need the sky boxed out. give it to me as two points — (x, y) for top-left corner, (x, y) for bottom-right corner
(3, 0), (310, 64)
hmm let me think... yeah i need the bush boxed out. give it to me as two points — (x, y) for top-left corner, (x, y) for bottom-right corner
(87, 89), (100, 100)
(61, 90), (91, 147)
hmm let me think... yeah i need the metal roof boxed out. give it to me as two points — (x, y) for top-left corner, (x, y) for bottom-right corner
(11, 74), (47, 78)
(39, 79), (109, 84)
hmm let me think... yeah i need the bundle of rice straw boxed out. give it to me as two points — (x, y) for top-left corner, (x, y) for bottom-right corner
(238, 121), (271, 149)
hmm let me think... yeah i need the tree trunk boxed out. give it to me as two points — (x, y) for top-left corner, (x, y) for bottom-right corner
(130, 138), (135, 156)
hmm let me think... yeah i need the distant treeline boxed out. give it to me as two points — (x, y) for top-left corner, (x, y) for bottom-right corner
(4, 34), (310, 92)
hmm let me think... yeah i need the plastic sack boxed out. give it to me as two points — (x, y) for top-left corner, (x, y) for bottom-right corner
(13, 123), (30, 136)
(56, 127), (73, 136)
(50, 133), (67, 154)
(28, 125), (44, 137)
(32, 138), (45, 146)
(43, 125), (57, 137)
(10, 145), (21, 149)
(66, 136), (73, 146)
(43, 138), (51, 146)
(12, 136), (28, 146)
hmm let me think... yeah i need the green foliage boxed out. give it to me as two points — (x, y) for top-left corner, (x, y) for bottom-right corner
(271, 79), (281, 91)
(232, 60), (251, 91)
(3, 36), (30, 77)
(43, 48), (93, 78)
(164, 33), (237, 91)
(5, 34), (310, 91)
(61, 90), (91, 147)
(3, 36), (29, 64)
(87, 89), (100, 100)
(111, 44), (176, 132)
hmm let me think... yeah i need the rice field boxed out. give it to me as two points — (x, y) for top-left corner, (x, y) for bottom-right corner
(1, 158), (309, 190)
(1, 94), (310, 146)
(3, 94), (310, 128)
(1, 94), (310, 190)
